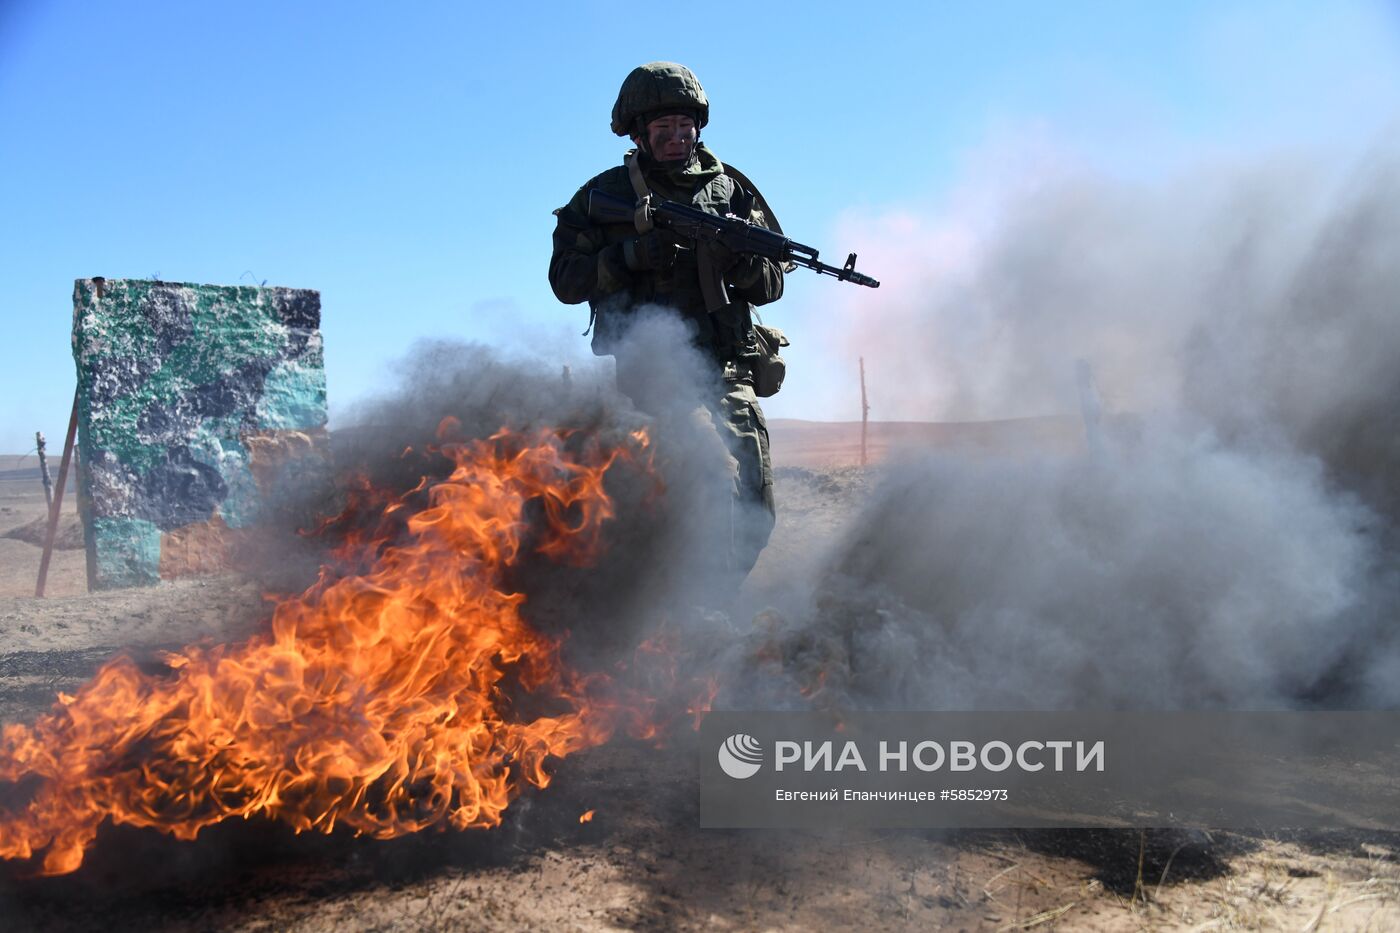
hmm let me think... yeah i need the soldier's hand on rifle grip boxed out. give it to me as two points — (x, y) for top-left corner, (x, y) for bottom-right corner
(729, 254), (771, 290)
(706, 240), (767, 290)
(622, 229), (678, 271)
(704, 239), (741, 274)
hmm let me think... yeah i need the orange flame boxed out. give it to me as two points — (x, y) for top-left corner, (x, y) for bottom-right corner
(0, 427), (652, 876)
(578, 809), (595, 824)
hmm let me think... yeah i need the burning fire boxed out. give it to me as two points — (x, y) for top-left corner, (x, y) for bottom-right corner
(0, 425), (662, 876)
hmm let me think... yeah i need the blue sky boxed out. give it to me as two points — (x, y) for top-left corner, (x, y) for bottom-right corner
(2, 0), (1398, 451)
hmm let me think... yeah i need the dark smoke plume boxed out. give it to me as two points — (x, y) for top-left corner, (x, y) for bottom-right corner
(759, 150), (1400, 711)
(258, 154), (1400, 713)
(258, 312), (765, 669)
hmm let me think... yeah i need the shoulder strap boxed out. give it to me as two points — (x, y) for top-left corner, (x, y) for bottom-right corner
(623, 149), (654, 234)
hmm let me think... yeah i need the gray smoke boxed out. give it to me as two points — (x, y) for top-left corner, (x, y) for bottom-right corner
(762, 427), (1392, 710)
(265, 152), (1400, 713)
(749, 150), (1400, 711)
(283, 311), (759, 668)
(1180, 155), (1400, 522)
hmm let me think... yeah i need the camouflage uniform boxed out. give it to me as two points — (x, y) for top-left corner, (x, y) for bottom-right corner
(549, 63), (785, 577)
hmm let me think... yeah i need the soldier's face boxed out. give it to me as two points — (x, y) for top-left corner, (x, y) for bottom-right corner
(644, 114), (698, 161)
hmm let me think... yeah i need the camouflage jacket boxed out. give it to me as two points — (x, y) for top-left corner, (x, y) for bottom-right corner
(549, 143), (784, 360)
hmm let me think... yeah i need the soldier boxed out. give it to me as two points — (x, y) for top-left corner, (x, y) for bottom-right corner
(549, 61), (785, 580)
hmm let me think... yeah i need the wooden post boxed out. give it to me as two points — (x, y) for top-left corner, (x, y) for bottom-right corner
(36, 390), (80, 598)
(1075, 358), (1104, 459)
(36, 431), (53, 510)
(859, 356), (870, 467)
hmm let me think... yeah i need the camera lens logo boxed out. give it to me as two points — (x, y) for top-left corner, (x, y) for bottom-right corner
(718, 733), (763, 779)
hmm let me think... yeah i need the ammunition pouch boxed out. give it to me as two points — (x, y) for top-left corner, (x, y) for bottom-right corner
(747, 323), (790, 398)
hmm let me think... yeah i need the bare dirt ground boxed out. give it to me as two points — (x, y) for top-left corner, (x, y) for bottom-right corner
(1, 436), (1397, 931)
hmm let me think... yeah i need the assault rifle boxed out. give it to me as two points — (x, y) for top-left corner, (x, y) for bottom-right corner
(587, 189), (879, 312)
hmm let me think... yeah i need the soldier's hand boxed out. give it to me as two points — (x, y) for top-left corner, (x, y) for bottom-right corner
(704, 241), (764, 284)
(717, 247), (768, 289)
(704, 239), (741, 273)
(622, 230), (679, 271)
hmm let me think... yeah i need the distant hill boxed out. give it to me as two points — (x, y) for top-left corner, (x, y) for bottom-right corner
(0, 414), (1092, 482)
(767, 416), (1087, 468)
(0, 455), (44, 479)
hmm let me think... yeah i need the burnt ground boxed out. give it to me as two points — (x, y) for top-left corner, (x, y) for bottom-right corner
(1, 453), (1399, 930)
(2, 723), (1397, 931)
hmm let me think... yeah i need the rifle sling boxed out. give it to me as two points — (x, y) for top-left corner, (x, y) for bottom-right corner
(623, 150), (654, 234)
(696, 239), (729, 315)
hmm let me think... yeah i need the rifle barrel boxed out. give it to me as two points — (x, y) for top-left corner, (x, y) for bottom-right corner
(791, 255), (881, 289)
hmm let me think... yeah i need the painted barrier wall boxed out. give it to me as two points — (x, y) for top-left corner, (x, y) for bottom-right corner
(71, 278), (328, 588)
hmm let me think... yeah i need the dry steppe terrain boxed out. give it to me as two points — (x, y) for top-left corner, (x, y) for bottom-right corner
(0, 424), (1396, 931)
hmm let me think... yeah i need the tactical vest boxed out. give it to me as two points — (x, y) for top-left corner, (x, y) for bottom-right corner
(588, 154), (763, 362)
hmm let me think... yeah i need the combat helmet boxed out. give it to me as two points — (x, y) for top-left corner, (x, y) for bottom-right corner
(610, 62), (709, 137)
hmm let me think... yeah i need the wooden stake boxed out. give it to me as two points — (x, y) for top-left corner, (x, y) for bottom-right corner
(1075, 358), (1104, 459)
(36, 390), (79, 598)
(36, 431), (53, 510)
(859, 356), (870, 467)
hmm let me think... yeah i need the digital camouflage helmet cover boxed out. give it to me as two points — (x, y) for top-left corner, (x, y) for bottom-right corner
(610, 62), (710, 136)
